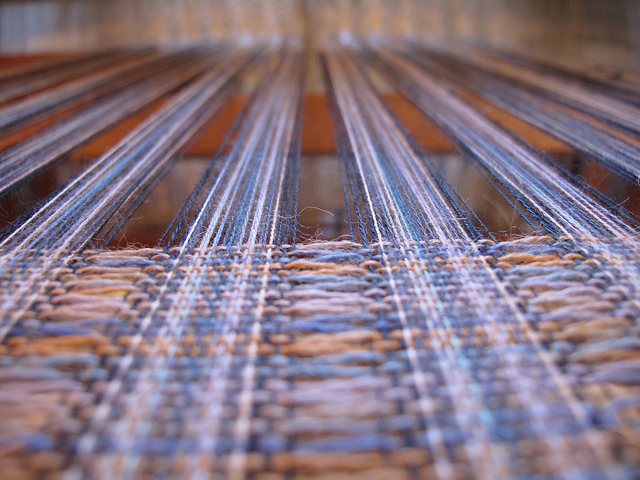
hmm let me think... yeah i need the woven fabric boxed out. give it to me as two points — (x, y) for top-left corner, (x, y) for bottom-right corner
(1, 236), (639, 479)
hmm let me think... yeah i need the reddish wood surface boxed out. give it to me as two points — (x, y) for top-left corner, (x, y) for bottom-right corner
(0, 53), (576, 157)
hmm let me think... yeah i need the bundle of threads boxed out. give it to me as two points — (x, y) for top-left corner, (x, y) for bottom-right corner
(0, 37), (638, 480)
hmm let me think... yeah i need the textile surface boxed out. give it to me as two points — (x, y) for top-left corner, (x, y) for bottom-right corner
(1, 236), (639, 479)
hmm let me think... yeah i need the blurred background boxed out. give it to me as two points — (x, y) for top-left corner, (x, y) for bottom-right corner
(1, 0), (638, 74)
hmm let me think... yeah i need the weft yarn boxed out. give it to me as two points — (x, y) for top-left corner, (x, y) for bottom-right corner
(1, 239), (639, 479)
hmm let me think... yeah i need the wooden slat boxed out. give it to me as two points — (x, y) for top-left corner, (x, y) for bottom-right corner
(0, 54), (576, 158)
(0, 53), (71, 70)
(461, 92), (574, 154)
(69, 92), (572, 157)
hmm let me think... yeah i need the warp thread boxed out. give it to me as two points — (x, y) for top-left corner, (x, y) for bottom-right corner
(0, 39), (637, 480)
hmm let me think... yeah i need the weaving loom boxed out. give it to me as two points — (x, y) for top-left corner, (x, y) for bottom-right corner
(0, 1), (640, 479)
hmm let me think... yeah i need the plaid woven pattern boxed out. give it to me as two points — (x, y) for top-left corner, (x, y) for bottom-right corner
(1, 236), (638, 479)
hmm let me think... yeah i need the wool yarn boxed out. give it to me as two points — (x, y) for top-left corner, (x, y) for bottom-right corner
(0, 39), (638, 480)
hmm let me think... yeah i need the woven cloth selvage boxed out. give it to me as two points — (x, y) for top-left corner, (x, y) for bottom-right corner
(1, 236), (639, 479)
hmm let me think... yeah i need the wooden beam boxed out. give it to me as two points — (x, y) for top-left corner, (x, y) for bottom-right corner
(0, 54), (579, 157)
(67, 92), (573, 158)
(460, 92), (573, 154)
